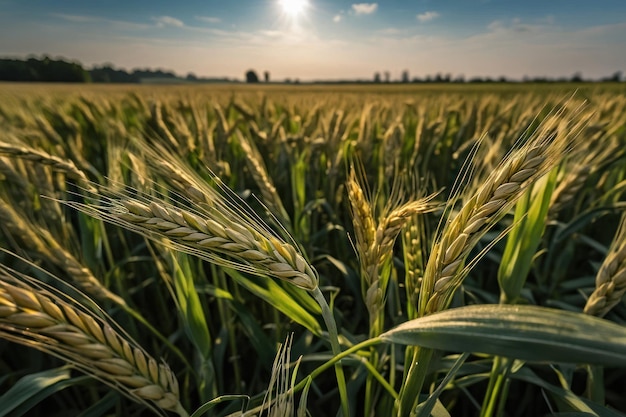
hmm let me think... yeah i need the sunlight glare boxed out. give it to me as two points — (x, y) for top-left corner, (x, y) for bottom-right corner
(278, 0), (309, 18)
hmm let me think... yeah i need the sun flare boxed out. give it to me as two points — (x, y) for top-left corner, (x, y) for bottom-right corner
(278, 0), (309, 18)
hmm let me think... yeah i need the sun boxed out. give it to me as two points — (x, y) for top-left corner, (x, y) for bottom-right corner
(278, 0), (309, 18)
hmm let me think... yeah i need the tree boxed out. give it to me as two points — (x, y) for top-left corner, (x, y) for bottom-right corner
(90, 65), (136, 83)
(401, 70), (409, 83)
(245, 70), (259, 83)
(264, 71), (270, 82)
(384, 71), (390, 83)
(606, 71), (622, 82)
(373, 72), (381, 83)
(570, 72), (583, 83)
(0, 56), (90, 82)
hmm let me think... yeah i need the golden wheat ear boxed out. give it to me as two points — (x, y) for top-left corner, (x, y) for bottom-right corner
(57, 173), (319, 292)
(0, 257), (188, 417)
(584, 213), (626, 317)
(420, 98), (590, 315)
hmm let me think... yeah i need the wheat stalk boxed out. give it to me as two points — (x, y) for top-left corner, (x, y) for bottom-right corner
(0, 197), (125, 305)
(0, 157), (31, 191)
(236, 130), (291, 226)
(549, 135), (622, 219)
(0, 140), (95, 191)
(347, 166), (439, 332)
(150, 101), (180, 149)
(34, 114), (64, 145)
(584, 213), (626, 317)
(402, 215), (428, 320)
(138, 145), (209, 204)
(0, 266), (187, 416)
(61, 184), (318, 291)
(548, 163), (590, 217)
(421, 104), (587, 315)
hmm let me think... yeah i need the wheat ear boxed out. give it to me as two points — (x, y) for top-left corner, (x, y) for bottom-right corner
(0, 140), (93, 190)
(402, 215), (428, 319)
(347, 167), (439, 330)
(584, 213), (626, 317)
(0, 198), (124, 305)
(62, 187), (318, 291)
(421, 106), (587, 315)
(0, 267), (187, 416)
(236, 130), (291, 226)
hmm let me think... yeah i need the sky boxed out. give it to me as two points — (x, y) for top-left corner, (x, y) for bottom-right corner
(1, 0), (625, 81)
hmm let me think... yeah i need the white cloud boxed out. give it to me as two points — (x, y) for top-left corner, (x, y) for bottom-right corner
(352, 3), (378, 15)
(153, 16), (184, 28)
(195, 16), (221, 24)
(487, 17), (548, 33)
(52, 13), (151, 30)
(417, 11), (439, 22)
(333, 14), (342, 23)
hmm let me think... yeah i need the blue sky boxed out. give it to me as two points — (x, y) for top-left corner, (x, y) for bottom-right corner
(1, 0), (625, 81)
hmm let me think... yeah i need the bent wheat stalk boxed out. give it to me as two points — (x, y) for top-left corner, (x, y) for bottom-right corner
(0, 265), (187, 416)
(347, 166), (439, 417)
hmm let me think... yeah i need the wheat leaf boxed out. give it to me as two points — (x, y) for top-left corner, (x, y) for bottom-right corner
(0, 367), (88, 417)
(381, 304), (626, 366)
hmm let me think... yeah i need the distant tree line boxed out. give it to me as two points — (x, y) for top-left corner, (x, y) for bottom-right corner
(0, 56), (230, 84)
(371, 70), (624, 84)
(0, 57), (90, 82)
(1, 57), (623, 84)
(90, 65), (177, 83)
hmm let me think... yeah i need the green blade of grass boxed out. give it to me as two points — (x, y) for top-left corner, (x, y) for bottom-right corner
(381, 304), (626, 366)
(512, 367), (626, 417)
(498, 167), (558, 303)
(171, 254), (216, 402)
(0, 367), (88, 417)
(225, 268), (323, 336)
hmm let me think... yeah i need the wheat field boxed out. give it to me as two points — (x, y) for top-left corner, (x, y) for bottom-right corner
(1, 82), (625, 417)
